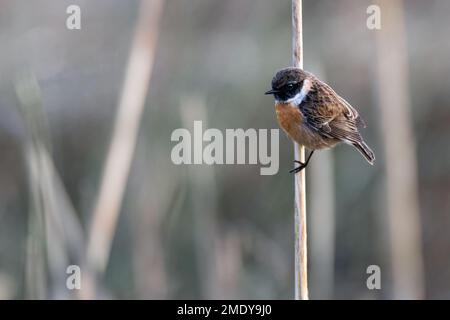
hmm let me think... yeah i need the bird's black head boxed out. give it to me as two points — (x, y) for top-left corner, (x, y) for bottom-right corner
(265, 67), (307, 102)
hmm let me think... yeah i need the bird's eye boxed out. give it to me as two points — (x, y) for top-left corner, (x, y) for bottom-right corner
(286, 83), (295, 90)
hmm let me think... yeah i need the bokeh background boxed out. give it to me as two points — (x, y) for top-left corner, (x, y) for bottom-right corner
(0, 0), (449, 299)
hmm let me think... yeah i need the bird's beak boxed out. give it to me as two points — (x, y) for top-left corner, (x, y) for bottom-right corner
(265, 89), (278, 95)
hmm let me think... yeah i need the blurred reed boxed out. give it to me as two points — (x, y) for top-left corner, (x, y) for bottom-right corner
(131, 148), (172, 299)
(375, 0), (425, 299)
(87, 0), (164, 279)
(15, 73), (86, 299)
(179, 97), (222, 298)
(310, 151), (335, 299)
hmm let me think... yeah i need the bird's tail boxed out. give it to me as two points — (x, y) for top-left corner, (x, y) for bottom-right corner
(352, 141), (375, 165)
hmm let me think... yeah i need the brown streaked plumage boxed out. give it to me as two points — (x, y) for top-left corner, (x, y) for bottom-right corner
(265, 67), (375, 173)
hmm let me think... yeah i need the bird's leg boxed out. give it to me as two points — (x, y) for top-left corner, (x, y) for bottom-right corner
(289, 150), (315, 174)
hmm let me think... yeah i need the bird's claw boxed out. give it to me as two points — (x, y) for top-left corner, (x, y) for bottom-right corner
(289, 160), (306, 174)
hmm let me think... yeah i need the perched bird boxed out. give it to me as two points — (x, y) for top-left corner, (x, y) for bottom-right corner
(265, 67), (375, 173)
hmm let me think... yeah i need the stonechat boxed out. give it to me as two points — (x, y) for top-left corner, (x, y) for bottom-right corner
(265, 67), (375, 173)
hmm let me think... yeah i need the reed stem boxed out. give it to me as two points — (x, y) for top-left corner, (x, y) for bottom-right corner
(292, 0), (309, 300)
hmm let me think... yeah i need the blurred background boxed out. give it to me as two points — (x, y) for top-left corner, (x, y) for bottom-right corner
(0, 0), (449, 299)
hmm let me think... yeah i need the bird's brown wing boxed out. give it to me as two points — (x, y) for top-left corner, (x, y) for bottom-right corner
(299, 79), (365, 145)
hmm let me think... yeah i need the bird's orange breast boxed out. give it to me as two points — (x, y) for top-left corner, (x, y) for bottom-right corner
(275, 101), (334, 150)
(275, 102), (303, 139)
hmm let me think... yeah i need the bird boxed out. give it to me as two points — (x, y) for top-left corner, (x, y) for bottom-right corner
(265, 67), (375, 174)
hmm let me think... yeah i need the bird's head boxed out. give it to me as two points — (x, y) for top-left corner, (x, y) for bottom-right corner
(265, 67), (309, 103)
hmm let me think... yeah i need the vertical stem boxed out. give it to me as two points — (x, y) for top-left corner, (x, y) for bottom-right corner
(179, 98), (220, 299)
(87, 0), (164, 275)
(310, 151), (335, 299)
(375, 0), (424, 299)
(292, 0), (308, 300)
